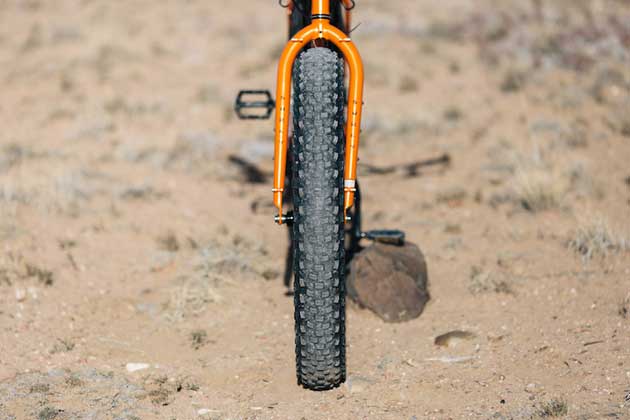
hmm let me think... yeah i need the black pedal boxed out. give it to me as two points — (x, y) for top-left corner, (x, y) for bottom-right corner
(361, 229), (405, 246)
(235, 90), (275, 120)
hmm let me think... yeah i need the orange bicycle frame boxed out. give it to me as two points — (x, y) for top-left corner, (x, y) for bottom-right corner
(273, 0), (364, 224)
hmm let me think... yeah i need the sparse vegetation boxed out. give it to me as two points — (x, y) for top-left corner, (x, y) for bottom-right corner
(0, 255), (54, 286)
(443, 106), (463, 122)
(38, 407), (61, 420)
(501, 69), (527, 92)
(166, 277), (222, 321)
(50, 338), (75, 354)
(190, 329), (208, 350)
(566, 163), (602, 199)
(399, 75), (419, 93)
(568, 217), (629, 262)
(620, 293), (630, 319)
(64, 375), (84, 387)
(436, 186), (468, 205)
(29, 383), (50, 393)
(535, 398), (568, 418)
(157, 232), (180, 252)
(468, 266), (513, 295)
(25, 262), (54, 286)
(514, 167), (565, 212)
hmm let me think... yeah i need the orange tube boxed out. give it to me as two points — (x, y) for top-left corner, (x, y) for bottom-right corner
(311, 0), (330, 16)
(273, 15), (364, 223)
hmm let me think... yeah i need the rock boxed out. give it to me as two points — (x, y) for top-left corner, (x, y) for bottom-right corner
(347, 242), (429, 322)
(125, 363), (150, 373)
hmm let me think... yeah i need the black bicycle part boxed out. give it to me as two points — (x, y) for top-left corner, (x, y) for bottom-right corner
(361, 229), (406, 246)
(234, 90), (275, 120)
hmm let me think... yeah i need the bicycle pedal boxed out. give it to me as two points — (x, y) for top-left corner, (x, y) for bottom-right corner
(361, 229), (405, 245)
(235, 90), (275, 120)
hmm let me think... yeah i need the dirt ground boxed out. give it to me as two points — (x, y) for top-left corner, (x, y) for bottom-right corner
(1, 0), (630, 419)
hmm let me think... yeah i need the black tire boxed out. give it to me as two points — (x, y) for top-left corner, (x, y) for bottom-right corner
(291, 47), (346, 391)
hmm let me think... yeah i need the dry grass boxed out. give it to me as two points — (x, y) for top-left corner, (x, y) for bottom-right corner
(514, 167), (566, 212)
(620, 293), (630, 319)
(0, 253), (54, 286)
(566, 162), (603, 199)
(156, 232), (180, 252)
(534, 398), (569, 418)
(499, 144), (572, 212)
(164, 242), (255, 321)
(166, 276), (223, 322)
(468, 266), (513, 295)
(568, 217), (630, 262)
(190, 329), (208, 350)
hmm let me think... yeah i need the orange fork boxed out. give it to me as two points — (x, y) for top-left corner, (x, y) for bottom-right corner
(273, 0), (364, 224)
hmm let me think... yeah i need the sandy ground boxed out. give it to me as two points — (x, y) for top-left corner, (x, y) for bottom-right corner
(1, 0), (630, 419)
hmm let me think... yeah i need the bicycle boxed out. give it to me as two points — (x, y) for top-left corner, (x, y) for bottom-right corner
(235, 0), (403, 391)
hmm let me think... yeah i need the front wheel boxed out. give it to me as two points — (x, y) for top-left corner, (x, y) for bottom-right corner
(291, 47), (346, 390)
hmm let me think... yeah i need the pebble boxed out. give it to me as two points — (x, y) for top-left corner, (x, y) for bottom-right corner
(198, 408), (220, 417)
(15, 288), (26, 302)
(525, 382), (543, 394)
(125, 363), (150, 373)
(424, 355), (476, 363)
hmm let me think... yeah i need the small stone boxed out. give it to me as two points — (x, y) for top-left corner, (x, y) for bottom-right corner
(15, 288), (26, 302)
(525, 382), (543, 394)
(197, 408), (220, 417)
(125, 363), (150, 373)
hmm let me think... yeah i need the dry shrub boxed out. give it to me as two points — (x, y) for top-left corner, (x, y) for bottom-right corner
(620, 293), (630, 319)
(468, 266), (513, 295)
(514, 167), (566, 212)
(535, 398), (568, 418)
(568, 216), (629, 262)
(166, 277), (222, 322)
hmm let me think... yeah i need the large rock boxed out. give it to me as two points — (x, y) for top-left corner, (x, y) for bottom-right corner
(347, 242), (429, 322)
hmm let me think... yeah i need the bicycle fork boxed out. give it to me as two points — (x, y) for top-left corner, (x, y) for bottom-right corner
(272, 0), (364, 224)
